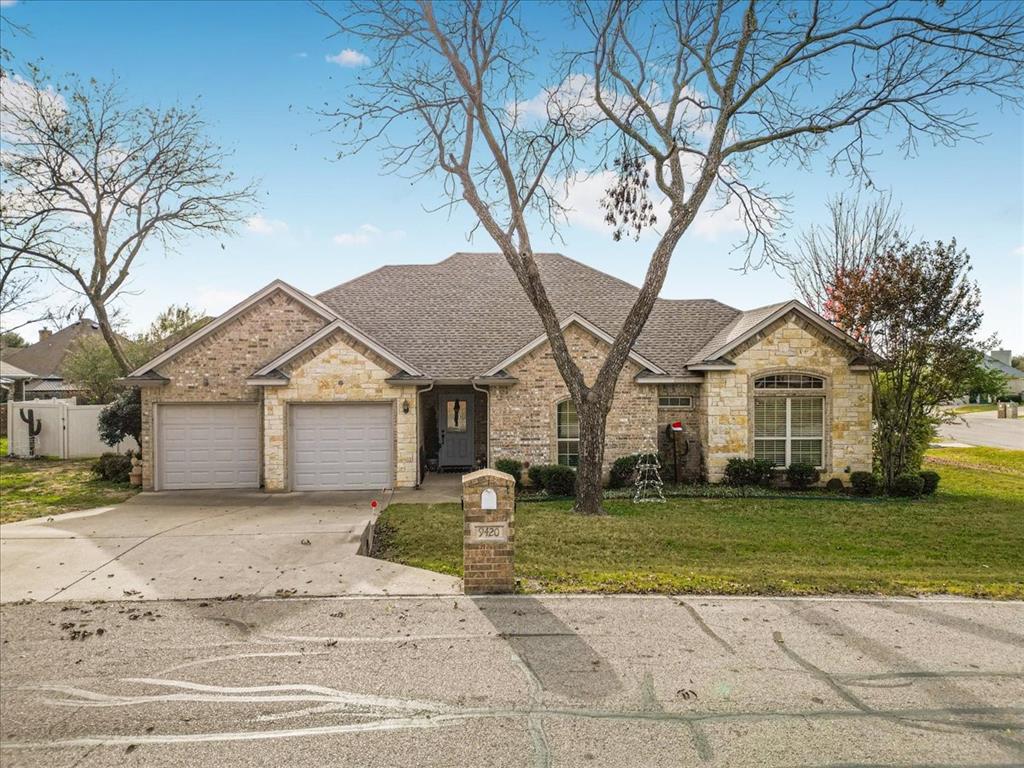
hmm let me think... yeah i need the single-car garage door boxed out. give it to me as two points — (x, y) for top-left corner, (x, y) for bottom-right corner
(158, 404), (259, 490)
(290, 403), (392, 491)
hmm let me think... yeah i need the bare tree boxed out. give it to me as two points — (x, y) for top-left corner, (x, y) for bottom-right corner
(316, 0), (1024, 514)
(789, 193), (906, 314)
(0, 66), (256, 373)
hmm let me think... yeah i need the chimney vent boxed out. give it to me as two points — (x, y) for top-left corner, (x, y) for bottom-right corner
(38, 328), (52, 342)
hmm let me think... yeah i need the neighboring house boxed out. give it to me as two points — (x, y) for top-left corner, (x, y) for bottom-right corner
(124, 252), (874, 492)
(0, 319), (107, 402)
(0, 360), (36, 401)
(983, 349), (1024, 398)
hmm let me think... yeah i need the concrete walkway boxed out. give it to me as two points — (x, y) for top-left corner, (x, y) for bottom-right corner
(0, 491), (460, 603)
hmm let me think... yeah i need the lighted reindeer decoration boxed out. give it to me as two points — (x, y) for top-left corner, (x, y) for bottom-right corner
(19, 408), (42, 458)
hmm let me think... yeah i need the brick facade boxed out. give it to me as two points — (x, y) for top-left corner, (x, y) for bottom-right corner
(488, 323), (658, 479)
(140, 291), (326, 489)
(702, 312), (873, 483)
(462, 468), (515, 594)
(262, 329), (419, 490)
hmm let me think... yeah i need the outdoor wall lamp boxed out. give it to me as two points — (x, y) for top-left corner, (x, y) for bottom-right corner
(402, 399), (410, 414)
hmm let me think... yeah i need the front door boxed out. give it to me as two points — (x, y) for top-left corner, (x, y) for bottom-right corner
(437, 394), (474, 468)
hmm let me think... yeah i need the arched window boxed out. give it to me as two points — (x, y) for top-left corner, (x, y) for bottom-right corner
(753, 373), (825, 467)
(556, 400), (579, 467)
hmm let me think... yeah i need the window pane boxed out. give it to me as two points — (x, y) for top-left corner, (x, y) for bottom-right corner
(754, 398), (786, 437)
(556, 401), (579, 466)
(557, 440), (579, 467)
(790, 397), (824, 437)
(791, 439), (822, 466)
(658, 396), (692, 408)
(754, 374), (824, 389)
(754, 439), (786, 466)
(446, 400), (467, 432)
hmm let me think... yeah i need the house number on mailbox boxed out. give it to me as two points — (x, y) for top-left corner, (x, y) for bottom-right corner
(469, 522), (508, 542)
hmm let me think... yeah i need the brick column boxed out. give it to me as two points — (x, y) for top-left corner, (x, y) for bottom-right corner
(462, 468), (515, 594)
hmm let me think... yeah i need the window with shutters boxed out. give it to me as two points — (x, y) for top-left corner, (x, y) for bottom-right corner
(556, 399), (579, 467)
(753, 395), (824, 467)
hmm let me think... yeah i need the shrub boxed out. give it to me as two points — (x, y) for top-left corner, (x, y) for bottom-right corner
(890, 472), (925, 498)
(723, 458), (775, 487)
(98, 387), (142, 447)
(609, 454), (640, 489)
(494, 458), (523, 484)
(542, 465), (577, 496)
(786, 462), (821, 490)
(825, 478), (845, 492)
(527, 464), (549, 488)
(918, 470), (940, 495)
(850, 471), (880, 497)
(91, 452), (134, 483)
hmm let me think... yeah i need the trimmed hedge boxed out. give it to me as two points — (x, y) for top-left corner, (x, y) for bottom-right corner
(494, 458), (523, 484)
(609, 454), (640, 489)
(850, 471), (880, 497)
(91, 452), (133, 484)
(723, 458), (774, 487)
(825, 478), (845, 492)
(891, 473), (925, 498)
(786, 462), (821, 490)
(918, 470), (941, 495)
(542, 465), (577, 496)
(527, 464), (549, 489)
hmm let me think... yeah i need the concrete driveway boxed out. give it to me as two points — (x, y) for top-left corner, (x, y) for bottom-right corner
(0, 491), (460, 603)
(937, 409), (1023, 450)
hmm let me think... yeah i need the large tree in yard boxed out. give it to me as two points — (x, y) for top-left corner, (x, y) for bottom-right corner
(317, 0), (1024, 514)
(0, 67), (254, 374)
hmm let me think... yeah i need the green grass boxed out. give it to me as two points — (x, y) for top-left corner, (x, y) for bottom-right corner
(0, 454), (137, 524)
(375, 447), (1024, 598)
(951, 403), (999, 414)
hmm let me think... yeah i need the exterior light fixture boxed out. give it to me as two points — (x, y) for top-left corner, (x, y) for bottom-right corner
(402, 399), (410, 414)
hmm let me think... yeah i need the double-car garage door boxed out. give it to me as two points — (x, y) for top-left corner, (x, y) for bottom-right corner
(156, 402), (392, 491)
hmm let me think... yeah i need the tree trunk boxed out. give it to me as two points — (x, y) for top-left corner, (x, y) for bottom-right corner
(574, 398), (610, 516)
(90, 299), (131, 375)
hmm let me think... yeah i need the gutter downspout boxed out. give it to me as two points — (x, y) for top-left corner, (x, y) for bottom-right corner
(471, 380), (490, 468)
(416, 381), (435, 487)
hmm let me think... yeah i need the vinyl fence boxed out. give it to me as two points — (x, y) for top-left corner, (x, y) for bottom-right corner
(5, 399), (138, 459)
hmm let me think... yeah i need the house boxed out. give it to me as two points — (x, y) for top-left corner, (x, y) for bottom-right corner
(0, 360), (36, 401)
(0, 319), (108, 402)
(123, 252), (874, 492)
(983, 349), (1024, 398)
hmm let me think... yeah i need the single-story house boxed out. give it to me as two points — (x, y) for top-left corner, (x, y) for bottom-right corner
(0, 319), (108, 402)
(983, 349), (1024, 398)
(123, 252), (873, 492)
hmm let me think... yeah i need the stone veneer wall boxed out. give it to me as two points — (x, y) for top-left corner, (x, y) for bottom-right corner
(140, 291), (327, 490)
(489, 324), (658, 479)
(262, 330), (419, 490)
(656, 383), (704, 482)
(702, 313), (872, 482)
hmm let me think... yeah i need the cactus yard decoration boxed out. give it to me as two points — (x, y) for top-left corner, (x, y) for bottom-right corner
(19, 408), (42, 458)
(632, 437), (665, 503)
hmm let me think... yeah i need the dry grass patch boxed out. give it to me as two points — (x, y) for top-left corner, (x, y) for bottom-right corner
(0, 455), (137, 524)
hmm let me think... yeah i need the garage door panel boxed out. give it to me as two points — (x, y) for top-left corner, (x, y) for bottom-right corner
(158, 404), (259, 490)
(290, 404), (392, 491)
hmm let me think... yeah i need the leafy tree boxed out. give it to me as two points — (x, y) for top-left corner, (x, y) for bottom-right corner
(1013, 355), (1024, 372)
(828, 240), (984, 489)
(966, 362), (1008, 402)
(98, 387), (141, 448)
(317, 0), (1024, 514)
(0, 331), (27, 348)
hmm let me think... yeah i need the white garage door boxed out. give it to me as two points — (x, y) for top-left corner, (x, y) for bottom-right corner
(158, 404), (259, 490)
(290, 404), (392, 491)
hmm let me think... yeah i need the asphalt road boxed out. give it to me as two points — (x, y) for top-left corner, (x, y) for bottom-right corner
(937, 410), (1023, 450)
(1, 595), (1022, 767)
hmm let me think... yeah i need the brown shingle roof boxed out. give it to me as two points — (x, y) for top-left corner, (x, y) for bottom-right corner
(0, 319), (105, 378)
(317, 252), (740, 377)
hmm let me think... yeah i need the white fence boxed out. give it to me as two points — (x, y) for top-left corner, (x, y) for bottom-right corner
(5, 399), (138, 459)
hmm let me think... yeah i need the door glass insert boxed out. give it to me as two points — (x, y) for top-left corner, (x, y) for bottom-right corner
(446, 400), (468, 432)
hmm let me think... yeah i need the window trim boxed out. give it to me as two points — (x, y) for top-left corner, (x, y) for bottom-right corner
(555, 399), (580, 467)
(753, 395), (825, 468)
(753, 373), (825, 390)
(748, 369), (831, 472)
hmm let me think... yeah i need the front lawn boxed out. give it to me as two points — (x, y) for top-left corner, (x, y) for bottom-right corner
(375, 447), (1024, 598)
(0, 454), (138, 524)
(951, 403), (999, 414)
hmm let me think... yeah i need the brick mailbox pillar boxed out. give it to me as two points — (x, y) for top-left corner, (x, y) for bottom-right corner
(462, 468), (515, 594)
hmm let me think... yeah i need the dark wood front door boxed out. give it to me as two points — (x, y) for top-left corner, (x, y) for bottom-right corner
(437, 393), (474, 468)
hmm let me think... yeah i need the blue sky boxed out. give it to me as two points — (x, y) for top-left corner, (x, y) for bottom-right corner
(3, 0), (1022, 350)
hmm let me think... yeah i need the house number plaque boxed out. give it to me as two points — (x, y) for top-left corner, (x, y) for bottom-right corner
(468, 522), (508, 543)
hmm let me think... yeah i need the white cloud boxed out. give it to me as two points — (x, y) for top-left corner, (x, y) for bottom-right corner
(0, 1), (19, 7)
(245, 215), (288, 235)
(332, 223), (404, 247)
(325, 49), (370, 68)
(1013, 245), (1024, 256)
(294, 52), (308, 59)
(194, 286), (249, 315)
